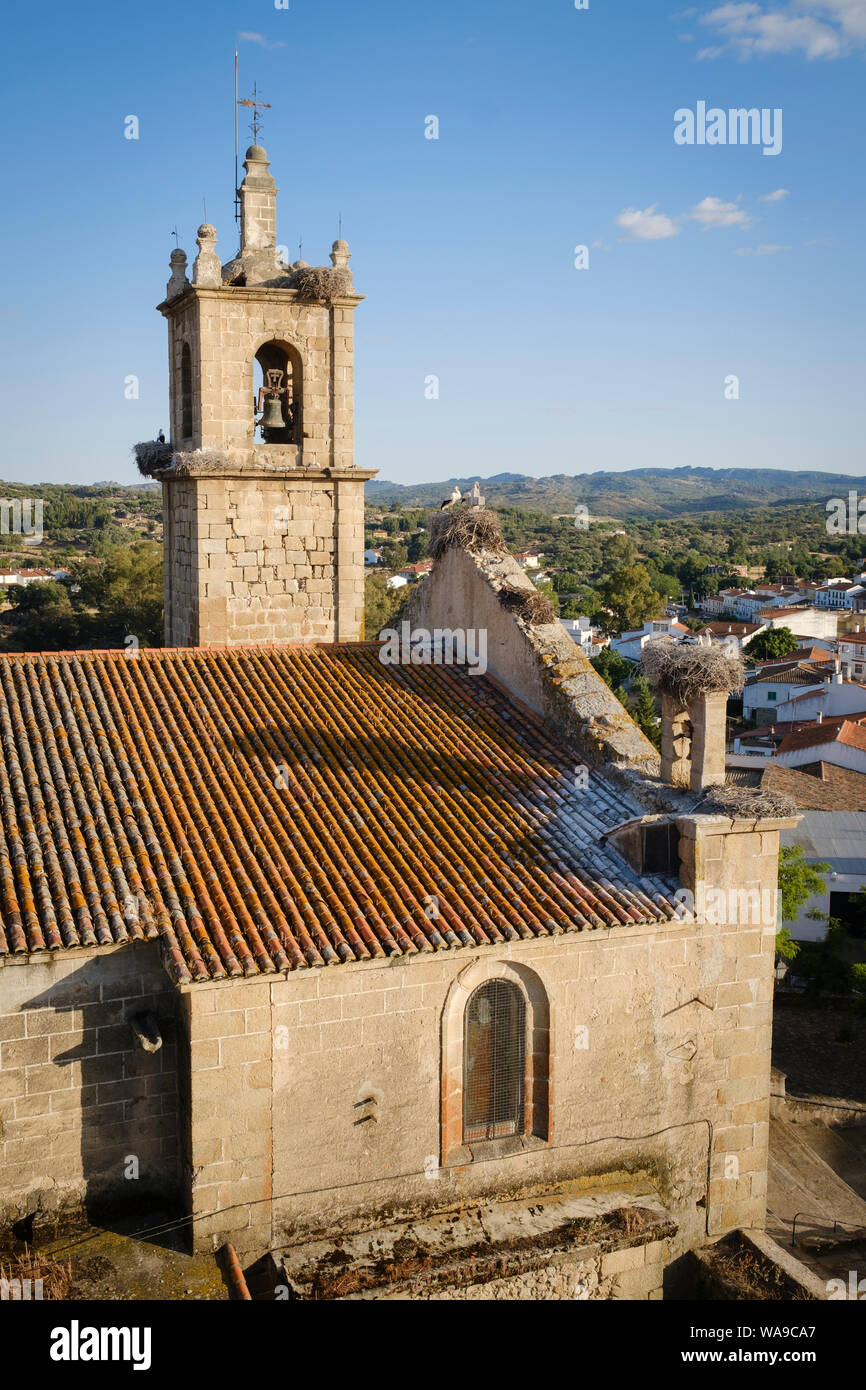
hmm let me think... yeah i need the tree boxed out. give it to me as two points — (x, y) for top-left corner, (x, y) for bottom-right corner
(364, 572), (403, 638)
(779, 845), (829, 922)
(603, 533), (636, 569)
(743, 627), (799, 662)
(630, 675), (660, 748)
(407, 534), (425, 562)
(533, 578), (560, 615)
(599, 564), (664, 634)
(647, 567), (681, 602)
(777, 845), (829, 960)
(381, 543), (408, 570)
(70, 542), (164, 647)
(793, 918), (856, 1000)
(591, 647), (632, 690)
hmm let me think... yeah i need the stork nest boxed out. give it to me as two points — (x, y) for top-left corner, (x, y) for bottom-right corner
(293, 266), (353, 304)
(133, 440), (175, 478)
(497, 582), (557, 625)
(701, 785), (796, 819)
(427, 507), (508, 561)
(642, 642), (745, 705)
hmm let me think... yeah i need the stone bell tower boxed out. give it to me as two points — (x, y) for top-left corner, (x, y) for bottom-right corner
(156, 142), (375, 647)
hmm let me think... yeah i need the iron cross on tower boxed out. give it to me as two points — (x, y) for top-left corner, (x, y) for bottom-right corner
(237, 83), (271, 144)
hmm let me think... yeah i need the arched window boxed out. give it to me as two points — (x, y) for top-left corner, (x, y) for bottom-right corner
(180, 342), (193, 441)
(463, 980), (525, 1143)
(253, 340), (302, 445)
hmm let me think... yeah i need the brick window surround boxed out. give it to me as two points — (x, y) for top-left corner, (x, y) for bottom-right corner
(440, 958), (551, 1166)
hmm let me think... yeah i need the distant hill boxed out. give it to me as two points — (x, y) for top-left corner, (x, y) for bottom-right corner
(366, 466), (862, 518)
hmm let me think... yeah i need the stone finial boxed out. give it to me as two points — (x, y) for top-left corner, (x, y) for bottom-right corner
(240, 143), (277, 254)
(330, 238), (353, 287)
(166, 247), (189, 299)
(193, 223), (222, 288)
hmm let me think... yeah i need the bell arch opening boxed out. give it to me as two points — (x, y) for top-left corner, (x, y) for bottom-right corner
(253, 340), (302, 446)
(180, 342), (193, 442)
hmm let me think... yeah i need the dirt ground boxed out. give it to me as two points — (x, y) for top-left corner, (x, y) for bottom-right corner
(772, 995), (866, 1104)
(1, 1206), (230, 1301)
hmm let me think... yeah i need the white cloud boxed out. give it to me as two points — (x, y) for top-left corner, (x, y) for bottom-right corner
(238, 31), (286, 49)
(615, 206), (679, 240)
(735, 243), (791, 254)
(698, 1), (866, 60)
(689, 196), (753, 229)
(761, 187), (790, 200)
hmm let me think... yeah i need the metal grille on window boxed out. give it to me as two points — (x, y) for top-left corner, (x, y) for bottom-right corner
(463, 980), (525, 1143)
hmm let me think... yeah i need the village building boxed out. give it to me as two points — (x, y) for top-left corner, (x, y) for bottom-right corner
(609, 617), (691, 664)
(0, 143), (798, 1300)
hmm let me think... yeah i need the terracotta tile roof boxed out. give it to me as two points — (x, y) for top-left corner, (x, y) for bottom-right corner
(0, 646), (680, 985)
(755, 605), (809, 618)
(698, 622), (762, 638)
(776, 717), (866, 756)
(760, 760), (866, 812)
(746, 662), (828, 686)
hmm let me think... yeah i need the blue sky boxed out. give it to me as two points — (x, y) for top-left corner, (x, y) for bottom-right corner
(0, 0), (864, 486)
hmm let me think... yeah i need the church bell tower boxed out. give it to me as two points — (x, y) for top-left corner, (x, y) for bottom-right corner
(156, 141), (375, 647)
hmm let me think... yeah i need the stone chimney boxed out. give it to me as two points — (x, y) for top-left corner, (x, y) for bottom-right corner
(660, 691), (728, 793)
(646, 645), (742, 794)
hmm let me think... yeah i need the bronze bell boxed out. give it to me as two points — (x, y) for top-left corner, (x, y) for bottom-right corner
(260, 394), (285, 431)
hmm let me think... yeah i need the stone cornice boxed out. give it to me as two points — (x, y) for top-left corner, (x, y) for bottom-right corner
(157, 285), (364, 315)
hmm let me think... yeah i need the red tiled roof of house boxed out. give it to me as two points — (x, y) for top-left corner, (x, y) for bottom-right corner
(760, 760), (866, 812)
(776, 717), (866, 756)
(746, 662), (828, 686)
(755, 605), (809, 618)
(698, 622), (762, 638)
(0, 646), (680, 985)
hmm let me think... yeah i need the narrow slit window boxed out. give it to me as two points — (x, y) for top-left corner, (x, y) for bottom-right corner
(463, 980), (525, 1143)
(180, 342), (193, 440)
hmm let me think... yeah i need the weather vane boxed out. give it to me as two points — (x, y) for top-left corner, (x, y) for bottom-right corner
(237, 82), (271, 145)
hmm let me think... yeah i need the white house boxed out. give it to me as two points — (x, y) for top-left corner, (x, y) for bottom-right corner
(780, 812), (866, 942)
(839, 629), (866, 682)
(774, 717), (866, 776)
(814, 579), (864, 610)
(559, 617), (606, 659)
(386, 574), (409, 591)
(611, 618), (691, 665)
(696, 621), (766, 654)
(757, 606), (838, 640)
(364, 548), (383, 566)
(773, 668), (866, 724)
(514, 552), (544, 571)
(0, 567), (55, 587)
(741, 660), (827, 723)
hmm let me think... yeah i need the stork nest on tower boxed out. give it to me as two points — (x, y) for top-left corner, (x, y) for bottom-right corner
(496, 583), (557, 625)
(642, 642), (745, 706)
(427, 507), (508, 561)
(699, 784), (796, 819)
(133, 440), (175, 478)
(293, 266), (353, 304)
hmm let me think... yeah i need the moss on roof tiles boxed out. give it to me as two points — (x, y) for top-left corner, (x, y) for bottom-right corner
(0, 646), (681, 983)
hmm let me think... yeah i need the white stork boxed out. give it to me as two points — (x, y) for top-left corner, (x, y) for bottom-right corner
(440, 485), (462, 511)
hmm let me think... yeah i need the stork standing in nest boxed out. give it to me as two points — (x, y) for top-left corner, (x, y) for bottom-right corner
(440, 485), (462, 511)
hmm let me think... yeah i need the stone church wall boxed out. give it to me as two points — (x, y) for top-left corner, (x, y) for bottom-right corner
(0, 941), (181, 1232)
(183, 896), (776, 1270)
